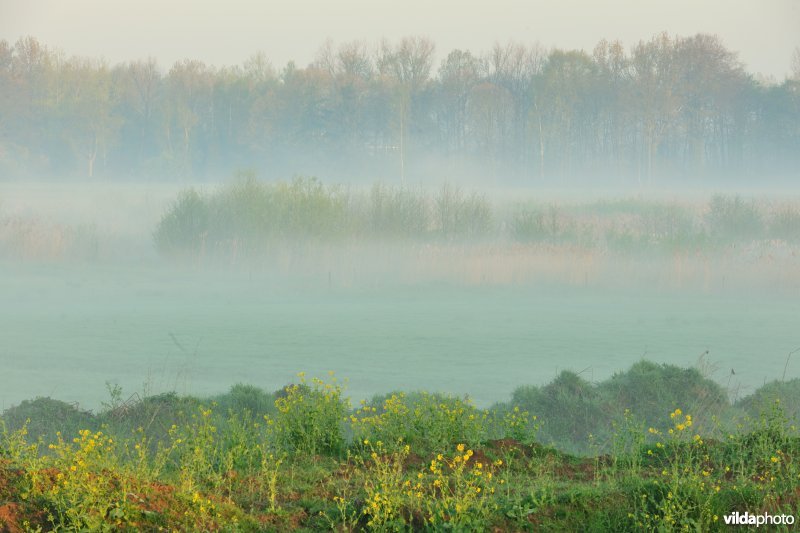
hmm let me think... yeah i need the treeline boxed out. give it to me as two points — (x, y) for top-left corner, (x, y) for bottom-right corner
(1, 34), (799, 182)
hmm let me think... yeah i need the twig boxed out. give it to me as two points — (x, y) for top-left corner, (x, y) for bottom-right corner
(782, 346), (800, 382)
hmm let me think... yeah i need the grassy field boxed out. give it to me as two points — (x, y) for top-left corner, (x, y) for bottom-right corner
(2, 364), (800, 531)
(1, 267), (799, 413)
(2, 179), (800, 530)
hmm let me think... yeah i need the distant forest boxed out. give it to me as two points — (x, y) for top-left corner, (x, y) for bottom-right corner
(1, 34), (799, 183)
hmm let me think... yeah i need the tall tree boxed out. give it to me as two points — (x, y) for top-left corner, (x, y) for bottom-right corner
(376, 36), (435, 180)
(60, 58), (120, 177)
(436, 49), (482, 155)
(165, 59), (213, 175)
(630, 33), (682, 182)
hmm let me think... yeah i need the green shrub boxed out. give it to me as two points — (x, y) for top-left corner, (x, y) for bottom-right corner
(736, 379), (800, 425)
(706, 195), (763, 241)
(769, 206), (800, 242)
(435, 183), (492, 239)
(1, 398), (96, 445)
(153, 188), (210, 257)
(351, 391), (487, 454)
(638, 204), (704, 251)
(598, 361), (730, 436)
(509, 371), (605, 453)
(269, 373), (349, 456)
(368, 183), (430, 238)
(97, 392), (202, 444)
(212, 384), (276, 418)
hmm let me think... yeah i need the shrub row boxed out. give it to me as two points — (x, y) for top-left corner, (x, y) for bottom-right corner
(154, 176), (800, 260)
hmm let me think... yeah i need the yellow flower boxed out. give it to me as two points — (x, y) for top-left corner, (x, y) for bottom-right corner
(457, 443), (465, 452)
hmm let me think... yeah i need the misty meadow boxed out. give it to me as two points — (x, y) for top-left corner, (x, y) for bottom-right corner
(1, 25), (800, 532)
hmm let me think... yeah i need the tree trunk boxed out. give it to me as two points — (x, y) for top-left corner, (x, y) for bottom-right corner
(87, 133), (97, 178)
(538, 113), (545, 180)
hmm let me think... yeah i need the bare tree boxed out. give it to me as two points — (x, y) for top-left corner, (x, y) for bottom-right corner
(377, 36), (435, 180)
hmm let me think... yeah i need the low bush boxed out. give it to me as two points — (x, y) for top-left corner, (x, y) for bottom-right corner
(705, 195), (763, 241)
(268, 373), (349, 456)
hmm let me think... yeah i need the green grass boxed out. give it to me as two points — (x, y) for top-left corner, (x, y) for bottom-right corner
(3, 362), (800, 531)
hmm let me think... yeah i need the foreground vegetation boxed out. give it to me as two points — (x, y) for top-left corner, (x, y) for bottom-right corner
(2, 362), (800, 531)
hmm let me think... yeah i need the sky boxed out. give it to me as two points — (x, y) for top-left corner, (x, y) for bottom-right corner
(1, 0), (798, 79)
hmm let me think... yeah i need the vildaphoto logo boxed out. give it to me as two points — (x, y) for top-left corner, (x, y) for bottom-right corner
(723, 512), (795, 527)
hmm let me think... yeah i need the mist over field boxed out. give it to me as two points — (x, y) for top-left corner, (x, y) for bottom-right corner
(1, 177), (799, 412)
(1, 4), (800, 529)
(0, 18), (799, 427)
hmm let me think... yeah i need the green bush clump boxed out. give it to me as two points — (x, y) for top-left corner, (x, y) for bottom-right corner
(706, 195), (763, 241)
(153, 174), (497, 259)
(351, 391), (488, 454)
(735, 379), (800, 425)
(368, 183), (430, 238)
(769, 206), (800, 242)
(268, 373), (349, 456)
(509, 371), (605, 453)
(0, 397), (96, 445)
(153, 174), (352, 259)
(503, 362), (734, 454)
(637, 204), (704, 250)
(511, 205), (574, 243)
(435, 183), (492, 239)
(212, 383), (277, 419)
(96, 392), (203, 442)
(153, 188), (210, 258)
(598, 361), (729, 435)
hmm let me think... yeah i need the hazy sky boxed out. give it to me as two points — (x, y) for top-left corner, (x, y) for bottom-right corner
(1, 0), (798, 79)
